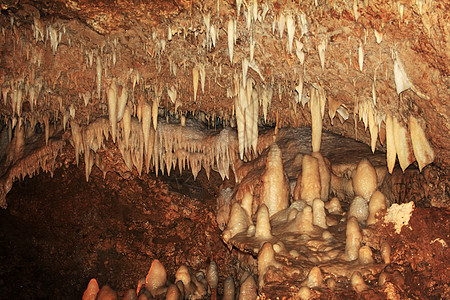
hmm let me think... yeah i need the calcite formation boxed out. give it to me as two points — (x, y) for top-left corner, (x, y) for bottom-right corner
(0, 0), (448, 298)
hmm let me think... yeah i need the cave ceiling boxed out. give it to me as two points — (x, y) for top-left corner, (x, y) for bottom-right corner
(0, 0), (448, 203)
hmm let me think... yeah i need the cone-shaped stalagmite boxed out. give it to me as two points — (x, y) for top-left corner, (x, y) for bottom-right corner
(255, 204), (273, 239)
(299, 155), (321, 205)
(223, 202), (249, 242)
(145, 259), (167, 297)
(82, 278), (99, 300)
(261, 144), (289, 217)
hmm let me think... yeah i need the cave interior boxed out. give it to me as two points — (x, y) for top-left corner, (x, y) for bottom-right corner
(0, 0), (448, 299)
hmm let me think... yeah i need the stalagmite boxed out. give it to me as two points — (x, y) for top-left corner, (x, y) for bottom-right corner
(97, 285), (118, 300)
(358, 246), (374, 265)
(123, 289), (138, 300)
(206, 261), (218, 297)
(345, 216), (362, 261)
(297, 287), (311, 300)
(227, 19), (234, 64)
(239, 274), (257, 300)
(241, 190), (254, 224)
(255, 204), (273, 239)
(310, 87), (323, 152)
(223, 202), (249, 242)
(261, 144), (289, 217)
(325, 197), (342, 214)
(299, 155), (321, 205)
(381, 241), (391, 264)
(351, 271), (368, 292)
(165, 284), (180, 300)
(393, 116), (414, 172)
(193, 66), (199, 102)
(367, 191), (386, 225)
(348, 196), (369, 224)
(145, 259), (167, 297)
(409, 115), (434, 171)
(223, 277), (235, 300)
(82, 278), (99, 300)
(352, 158), (377, 200)
(175, 265), (193, 295)
(311, 152), (330, 201)
(107, 80), (118, 143)
(297, 205), (314, 233)
(306, 266), (323, 288)
(258, 242), (281, 288)
(385, 113), (396, 173)
(312, 199), (327, 229)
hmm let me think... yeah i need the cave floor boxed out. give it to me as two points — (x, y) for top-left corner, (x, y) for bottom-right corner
(0, 156), (449, 299)
(0, 162), (235, 299)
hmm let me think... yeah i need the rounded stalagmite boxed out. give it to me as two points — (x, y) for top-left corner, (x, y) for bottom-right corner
(367, 190), (387, 225)
(358, 246), (375, 265)
(352, 158), (377, 200)
(325, 197), (342, 214)
(348, 196), (369, 224)
(96, 285), (118, 300)
(351, 271), (368, 293)
(297, 286), (311, 300)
